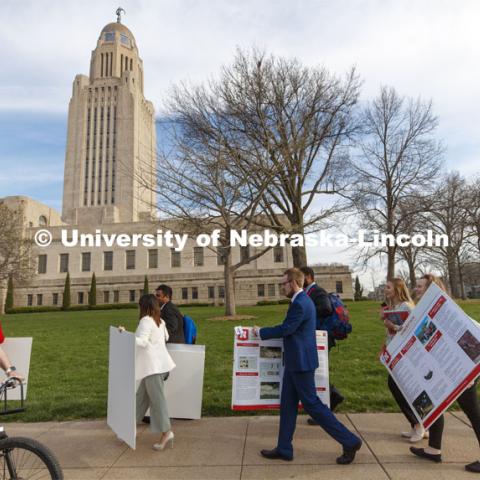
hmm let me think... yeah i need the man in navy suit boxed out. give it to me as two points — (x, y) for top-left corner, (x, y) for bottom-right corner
(254, 268), (362, 463)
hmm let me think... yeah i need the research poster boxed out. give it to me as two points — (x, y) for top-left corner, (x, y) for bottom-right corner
(380, 284), (480, 429)
(232, 327), (329, 410)
(0, 337), (33, 400)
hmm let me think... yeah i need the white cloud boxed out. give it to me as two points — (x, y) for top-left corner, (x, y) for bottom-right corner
(1, 0), (479, 289)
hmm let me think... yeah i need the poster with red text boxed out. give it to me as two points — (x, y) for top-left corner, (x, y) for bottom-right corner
(380, 284), (480, 428)
(231, 327), (329, 410)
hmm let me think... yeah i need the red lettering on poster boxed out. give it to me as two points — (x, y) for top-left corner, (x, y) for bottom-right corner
(428, 296), (446, 318)
(390, 352), (403, 370)
(425, 330), (443, 352)
(401, 336), (417, 355)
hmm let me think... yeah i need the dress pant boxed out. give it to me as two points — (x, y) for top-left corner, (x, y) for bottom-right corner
(388, 375), (418, 428)
(428, 382), (480, 450)
(136, 372), (171, 433)
(277, 369), (360, 457)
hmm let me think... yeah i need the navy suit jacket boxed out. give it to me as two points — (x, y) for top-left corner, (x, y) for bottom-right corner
(260, 291), (319, 372)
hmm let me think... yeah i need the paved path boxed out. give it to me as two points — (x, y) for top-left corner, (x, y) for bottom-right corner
(5, 413), (480, 479)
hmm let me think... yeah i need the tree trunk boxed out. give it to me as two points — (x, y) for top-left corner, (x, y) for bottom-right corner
(446, 251), (460, 298)
(387, 245), (396, 280)
(407, 254), (417, 289)
(224, 252), (236, 316)
(291, 245), (307, 268)
(457, 257), (466, 300)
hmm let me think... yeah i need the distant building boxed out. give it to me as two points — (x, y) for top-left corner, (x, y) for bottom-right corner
(0, 14), (353, 311)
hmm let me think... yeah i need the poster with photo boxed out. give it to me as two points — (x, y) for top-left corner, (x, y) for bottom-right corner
(231, 327), (329, 410)
(380, 284), (480, 428)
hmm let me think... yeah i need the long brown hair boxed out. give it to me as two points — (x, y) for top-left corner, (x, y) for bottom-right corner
(387, 278), (414, 308)
(139, 294), (162, 326)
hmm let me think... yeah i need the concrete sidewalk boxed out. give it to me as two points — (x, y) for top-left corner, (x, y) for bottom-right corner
(5, 412), (479, 479)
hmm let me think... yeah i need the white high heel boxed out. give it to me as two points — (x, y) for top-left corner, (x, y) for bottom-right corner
(153, 431), (174, 451)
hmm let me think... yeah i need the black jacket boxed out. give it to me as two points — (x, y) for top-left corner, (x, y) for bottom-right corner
(161, 301), (185, 344)
(305, 283), (335, 349)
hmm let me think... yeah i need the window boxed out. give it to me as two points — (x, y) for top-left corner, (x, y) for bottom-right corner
(103, 291), (110, 303)
(120, 33), (130, 46)
(126, 250), (136, 270)
(194, 247), (204, 267)
(81, 252), (91, 272)
(336, 281), (343, 294)
(37, 254), (47, 274)
(52, 293), (59, 305)
(104, 251), (113, 271)
(268, 284), (276, 297)
(273, 246), (284, 263)
(208, 286), (215, 299)
(148, 249), (158, 269)
(171, 249), (181, 268)
(27, 294), (33, 306)
(78, 292), (84, 304)
(182, 288), (188, 300)
(38, 215), (47, 227)
(240, 246), (250, 263)
(114, 290), (119, 303)
(192, 287), (198, 300)
(217, 247), (226, 266)
(257, 284), (265, 297)
(129, 290), (136, 302)
(37, 294), (43, 306)
(59, 253), (69, 273)
(104, 31), (115, 42)
(218, 286), (225, 298)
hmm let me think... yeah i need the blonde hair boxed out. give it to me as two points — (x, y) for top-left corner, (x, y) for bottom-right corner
(284, 268), (305, 289)
(387, 278), (414, 308)
(420, 274), (447, 292)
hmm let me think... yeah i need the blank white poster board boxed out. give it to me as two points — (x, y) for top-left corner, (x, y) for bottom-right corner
(165, 344), (206, 420)
(107, 327), (136, 449)
(0, 338), (32, 399)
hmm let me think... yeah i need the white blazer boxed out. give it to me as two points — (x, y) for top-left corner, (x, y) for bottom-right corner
(135, 315), (176, 380)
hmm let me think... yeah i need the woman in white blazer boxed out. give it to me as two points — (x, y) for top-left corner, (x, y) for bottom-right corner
(135, 294), (176, 450)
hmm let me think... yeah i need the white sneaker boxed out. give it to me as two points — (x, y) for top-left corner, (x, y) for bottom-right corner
(409, 426), (426, 443)
(401, 428), (415, 438)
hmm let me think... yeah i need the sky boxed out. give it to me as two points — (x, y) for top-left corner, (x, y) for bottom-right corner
(1, 0), (479, 291)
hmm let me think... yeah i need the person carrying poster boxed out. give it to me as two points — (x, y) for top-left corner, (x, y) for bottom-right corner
(409, 274), (480, 473)
(253, 268), (362, 464)
(381, 278), (427, 443)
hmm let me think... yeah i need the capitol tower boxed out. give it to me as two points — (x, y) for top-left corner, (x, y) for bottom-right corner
(62, 9), (157, 225)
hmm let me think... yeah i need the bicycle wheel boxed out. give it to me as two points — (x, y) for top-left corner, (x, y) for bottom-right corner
(0, 436), (63, 480)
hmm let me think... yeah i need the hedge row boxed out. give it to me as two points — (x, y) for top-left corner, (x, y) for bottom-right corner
(5, 301), (215, 315)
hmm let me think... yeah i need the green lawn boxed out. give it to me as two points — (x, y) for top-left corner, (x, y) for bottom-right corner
(2, 300), (480, 422)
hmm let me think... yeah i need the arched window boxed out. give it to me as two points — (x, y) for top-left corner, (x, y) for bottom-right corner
(39, 215), (47, 227)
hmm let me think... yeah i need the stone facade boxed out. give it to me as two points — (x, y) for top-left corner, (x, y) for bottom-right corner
(62, 21), (156, 226)
(1, 15), (353, 310)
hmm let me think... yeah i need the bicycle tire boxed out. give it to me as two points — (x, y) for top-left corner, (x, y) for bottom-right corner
(0, 436), (63, 480)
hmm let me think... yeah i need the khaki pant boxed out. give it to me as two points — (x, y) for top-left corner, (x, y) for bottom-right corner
(136, 372), (171, 433)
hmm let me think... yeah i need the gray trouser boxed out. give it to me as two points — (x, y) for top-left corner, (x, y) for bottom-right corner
(136, 372), (171, 433)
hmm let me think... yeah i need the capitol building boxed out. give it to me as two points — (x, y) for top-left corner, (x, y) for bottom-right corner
(0, 14), (353, 311)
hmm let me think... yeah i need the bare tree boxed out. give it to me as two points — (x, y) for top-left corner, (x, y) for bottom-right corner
(465, 176), (480, 259)
(350, 86), (443, 279)
(424, 172), (472, 298)
(143, 116), (275, 316)
(0, 202), (33, 284)
(164, 48), (361, 268)
(396, 196), (432, 288)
